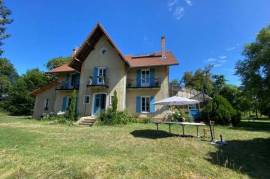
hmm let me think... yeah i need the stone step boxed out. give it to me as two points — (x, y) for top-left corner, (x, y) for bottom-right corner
(77, 116), (96, 127)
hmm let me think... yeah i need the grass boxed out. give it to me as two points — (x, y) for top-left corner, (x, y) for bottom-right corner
(0, 113), (269, 178)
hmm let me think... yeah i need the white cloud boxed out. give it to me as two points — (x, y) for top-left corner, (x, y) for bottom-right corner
(167, 0), (192, 20)
(168, 0), (178, 12)
(226, 46), (236, 51)
(207, 58), (217, 62)
(174, 7), (184, 20)
(213, 63), (222, 67)
(184, 0), (192, 6)
(218, 59), (227, 63)
(219, 55), (227, 59)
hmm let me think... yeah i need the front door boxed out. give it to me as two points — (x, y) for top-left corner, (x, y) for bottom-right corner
(93, 93), (106, 115)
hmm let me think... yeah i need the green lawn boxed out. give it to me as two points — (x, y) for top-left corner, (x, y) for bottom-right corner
(0, 113), (269, 178)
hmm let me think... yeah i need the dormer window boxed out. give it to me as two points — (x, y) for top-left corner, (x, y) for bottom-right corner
(100, 47), (107, 55)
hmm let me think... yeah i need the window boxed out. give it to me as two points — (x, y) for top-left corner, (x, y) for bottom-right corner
(100, 47), (107, 55)
(97, 67), (106, 85)
(141, 96), (150, 113)
(84, 95), (90, 104)
(141, 69), (150, 87)
(44, 98), (49, 110)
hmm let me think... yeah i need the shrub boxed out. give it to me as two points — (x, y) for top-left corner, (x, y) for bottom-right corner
(231, 111), (242, 126)
(112, 90), (118, 112)
(97, 108), (134, 125)
(202, 95), (238, 125)
(67, 90), (77, 121)
(42, 113), (70, 124)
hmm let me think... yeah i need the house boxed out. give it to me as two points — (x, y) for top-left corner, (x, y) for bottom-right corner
(176, 87), (212, 120)
(32, 24), (178, 119)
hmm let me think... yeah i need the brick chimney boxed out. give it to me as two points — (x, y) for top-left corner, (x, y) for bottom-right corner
(161, 36), (166, 59)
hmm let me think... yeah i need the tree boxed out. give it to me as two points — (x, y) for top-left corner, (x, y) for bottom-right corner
(0, 58), (18, 100)
(236, 25), (270, 117)
(0, 0), (13, 56)
(0, 58), (18, 82)
(4, 78), (34, 115)
(67, 90), (77, 121)
(46, 56), (70, 70)
(0, 75), (10, 97)
(203, 95), (237, 125)
(181, 65), (213, 96)
(212, 74), (226, 94)
(112, 90), (118, 112)
(2, 68), (51, 115)
(22, 68), (51, 91)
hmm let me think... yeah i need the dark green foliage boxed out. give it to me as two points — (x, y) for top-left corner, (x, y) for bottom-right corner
(112, 90), (118, 112)
(67, 90), (77, 121)
(2, 68), (51, 115)
(212, 74), (226, 94)
(0, 0), (13, 55)
(98, 108), (135, 125)
(0, 58), (18, 98)
(22, 68), (51, 91)
(181, 65), (213, 96)
(0, 58), (18, 81)
(3, 78), (34, 115)
(202, 95), (237, 125)
(46, 56), (70, 70)
(236, 25), (270, 117)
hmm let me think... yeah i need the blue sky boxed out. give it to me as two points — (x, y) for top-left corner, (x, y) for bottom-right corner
(4, 0), (270, 85)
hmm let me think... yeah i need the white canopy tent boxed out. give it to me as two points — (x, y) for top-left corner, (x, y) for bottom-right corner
(154, 96), (200, 106)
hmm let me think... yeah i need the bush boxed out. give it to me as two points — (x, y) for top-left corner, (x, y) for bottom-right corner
(97, 108), (135, 125)
(231, 111), (242, 126)
(42, 113), (72, 125)
(202, 95), (238, 125)
(67, 90), (77, 121)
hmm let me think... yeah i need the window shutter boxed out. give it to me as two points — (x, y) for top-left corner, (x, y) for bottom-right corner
(93, 67), (98, 85)
(62, 96), (67, 111)
(104, 67), (107, 84)
(136, 96), (141, 113)
(150, 96), (155, 113)
(150, 68), (155, 86)
(136, 69), (141, 87)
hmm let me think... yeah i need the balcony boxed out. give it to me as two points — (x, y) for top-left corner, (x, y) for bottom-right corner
(56, 81), (79, 90)
(87, 76), (109, 88)
(127, 78), (161, 89)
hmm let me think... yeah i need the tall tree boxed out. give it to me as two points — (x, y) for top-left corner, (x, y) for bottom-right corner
(212, 74), (226, 94)
(236, 25), (270, 117)
(46, 56), (70, 70)
(0, 0), (13, 56)
(181, 65), (213, 96)
(22, 68), (50, 91)
(0, 58), (18, 98)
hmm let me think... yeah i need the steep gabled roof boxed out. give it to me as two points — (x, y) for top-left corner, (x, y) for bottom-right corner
(70, 23), (128, 71)
(125, 51), (178, 68)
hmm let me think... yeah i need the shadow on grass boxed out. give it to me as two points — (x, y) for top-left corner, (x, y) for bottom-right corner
(130, 129), (178, 139)
(207, 137), (270, 179)
(232, 121), (270, 132)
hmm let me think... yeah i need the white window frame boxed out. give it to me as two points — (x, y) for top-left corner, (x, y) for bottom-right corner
(141, 96), (150, 113)
(97, 67), (106, 85)
(84, 95), (90, 104)
(109, 95), (114, 105)
(141, 68), (150, 87)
